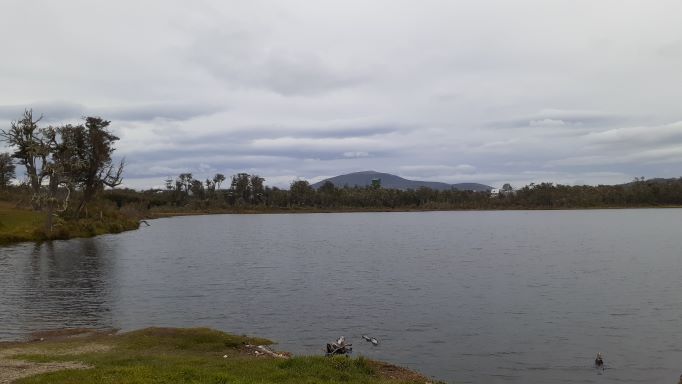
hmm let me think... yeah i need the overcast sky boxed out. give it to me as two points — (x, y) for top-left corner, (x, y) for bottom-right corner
(1, 0), (681, 189)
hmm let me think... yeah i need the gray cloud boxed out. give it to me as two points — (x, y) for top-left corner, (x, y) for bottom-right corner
(490, 109), (633, 130)
(187, 26), (367, 96)
(2, 0), (682, 189)
(102, 103), (226, 122)
(0, 102), (225, 125)
(0, 101), (85, 122)
(583, 122), (682, 147)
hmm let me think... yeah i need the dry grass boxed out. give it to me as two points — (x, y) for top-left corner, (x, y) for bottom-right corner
(0, 201), (140, 245)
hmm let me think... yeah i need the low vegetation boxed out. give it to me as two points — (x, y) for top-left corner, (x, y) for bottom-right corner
(0, 327), (436, 384)
(118, 173), (682, 216)
(0, 189), (140, 245)
(5, 172), (681, 245)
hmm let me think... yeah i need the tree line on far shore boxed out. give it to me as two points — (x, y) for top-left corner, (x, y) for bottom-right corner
(4, 110), (682, 219)
(101, 172), (682, 212)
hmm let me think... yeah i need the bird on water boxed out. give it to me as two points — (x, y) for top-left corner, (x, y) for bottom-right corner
(595, 352), (604, 369)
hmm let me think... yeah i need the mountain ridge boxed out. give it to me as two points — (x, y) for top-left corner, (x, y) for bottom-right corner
(311, 171), (491, 192)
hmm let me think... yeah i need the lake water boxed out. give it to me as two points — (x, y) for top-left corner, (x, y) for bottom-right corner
(2, 210), (682, 383)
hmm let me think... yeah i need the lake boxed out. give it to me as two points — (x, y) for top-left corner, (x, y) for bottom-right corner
(1, 210), (682, 383)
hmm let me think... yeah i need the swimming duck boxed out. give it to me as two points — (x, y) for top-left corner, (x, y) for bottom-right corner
(595, 352), (604, 368)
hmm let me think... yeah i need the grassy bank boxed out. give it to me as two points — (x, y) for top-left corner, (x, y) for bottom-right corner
(0, 202), (140, 246)
(0, 327), (438, 384)
(0, 202), (44, 244)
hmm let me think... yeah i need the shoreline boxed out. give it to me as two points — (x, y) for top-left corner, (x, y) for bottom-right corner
(148, 204), (682, 219)
(0, 327), (439, 384)
(3, 203), (681, 247)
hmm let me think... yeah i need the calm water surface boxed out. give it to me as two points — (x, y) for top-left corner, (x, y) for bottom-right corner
(2, 210), (682, 383)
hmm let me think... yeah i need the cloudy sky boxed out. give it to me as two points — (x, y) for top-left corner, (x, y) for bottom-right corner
(1, 0), (681, 189)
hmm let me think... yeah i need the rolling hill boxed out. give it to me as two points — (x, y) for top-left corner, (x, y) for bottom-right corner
(311, 171), (491, 192)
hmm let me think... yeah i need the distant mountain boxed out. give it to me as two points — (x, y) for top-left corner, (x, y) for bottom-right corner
(311, 171), (492, 192)
(620, 177), (682, 186)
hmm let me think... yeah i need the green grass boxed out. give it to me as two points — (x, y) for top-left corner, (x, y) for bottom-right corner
(0, 202), (45, 244)
(0, 201), (140, 245)
(6, 328), (434, 384)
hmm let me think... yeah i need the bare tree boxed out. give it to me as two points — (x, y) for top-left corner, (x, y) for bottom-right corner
(178, 173), (193, 194)
(2, 110), (125, 227)
(0, 110), (50, 206)
(213, 173), (225, 190)
(57, 117), (124, 216)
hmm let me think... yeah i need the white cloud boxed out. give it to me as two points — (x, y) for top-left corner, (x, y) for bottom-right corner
(343, 151), (370, 158)
(529, 119), (568, 127)
(400, 164), (477, 176)
(584, 121), (682, 146)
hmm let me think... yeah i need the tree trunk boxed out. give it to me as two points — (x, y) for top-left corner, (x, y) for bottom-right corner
(44, 170), (60, 232)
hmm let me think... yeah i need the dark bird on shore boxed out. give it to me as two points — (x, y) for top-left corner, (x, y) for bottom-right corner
(595, 352), (604, 369)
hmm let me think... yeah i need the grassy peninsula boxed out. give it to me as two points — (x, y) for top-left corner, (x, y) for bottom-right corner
(0, 327), (436, 384)
(0, 200), (140, 246)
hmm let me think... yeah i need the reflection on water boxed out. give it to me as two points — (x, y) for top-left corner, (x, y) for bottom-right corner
(0, 239), (113, 338)
(1, 210), (682, 383)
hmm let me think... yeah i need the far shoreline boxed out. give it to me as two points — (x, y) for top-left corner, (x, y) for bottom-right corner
(3, 204), (681, 248)
(148, 204), (682, 219)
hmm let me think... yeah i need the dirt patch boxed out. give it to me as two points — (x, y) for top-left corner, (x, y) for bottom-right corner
(0, 344), (111, 359)
(0, 330), (113, 383)
(28, 328), (114, 342)
(371, 360), (437, 384)
(0, 359), (89, 384)
(238, 344), (291, 359)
